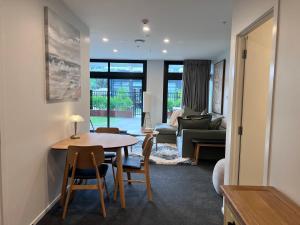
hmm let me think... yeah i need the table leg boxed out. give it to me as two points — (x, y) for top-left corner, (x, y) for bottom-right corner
(195, 145), (201, 165)
(116, 148), (126, 208)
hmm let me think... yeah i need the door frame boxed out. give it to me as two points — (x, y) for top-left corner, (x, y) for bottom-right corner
(228, 2), (279, 185)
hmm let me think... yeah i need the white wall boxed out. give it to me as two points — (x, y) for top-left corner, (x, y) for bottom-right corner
(146, 60), (164, 126)
(0, 1), (90, 225)
(226, 0), (300, 205)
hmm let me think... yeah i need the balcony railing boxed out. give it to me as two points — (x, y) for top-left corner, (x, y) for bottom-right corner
(167, 92), (182, 115)
(90, 90), (142, 118)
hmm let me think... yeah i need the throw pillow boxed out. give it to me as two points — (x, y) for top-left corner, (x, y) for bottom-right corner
(182, 106), (202, 118)
(209, 117), (223, 130)
(177, 116), (211, 131)
(201, 108), (208, 115)
(187, 114), (212, 120)
(168, 109), (183, 127)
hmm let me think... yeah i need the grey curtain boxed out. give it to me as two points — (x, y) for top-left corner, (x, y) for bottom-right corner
(182, 60), (211, 112)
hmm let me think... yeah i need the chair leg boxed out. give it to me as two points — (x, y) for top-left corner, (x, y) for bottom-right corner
(60, 160), (69, 206)
(97, 178), (107, 218)
(113, 177), (119, 201)
(112, 164), (116, 182)
(103, 177), (110, 200)
(127, 172), (132, 185)
(145, 169), (153, 201)
(62, 187), (72, 219)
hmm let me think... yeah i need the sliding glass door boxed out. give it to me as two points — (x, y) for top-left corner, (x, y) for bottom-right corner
(90, 60), (146, 131)
(109, 79), (142, 131)
(162, 61), (184, 122)
(90, 78), (108, 128)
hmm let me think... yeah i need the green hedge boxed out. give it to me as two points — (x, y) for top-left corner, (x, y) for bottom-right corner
(167, 90), (182, 112)
(91, 88), (133, 111)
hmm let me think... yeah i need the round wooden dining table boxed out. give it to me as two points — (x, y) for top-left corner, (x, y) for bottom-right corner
(51, 132), (138, 209)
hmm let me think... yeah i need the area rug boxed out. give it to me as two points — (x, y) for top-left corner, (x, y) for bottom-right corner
(129, 136), (192, 165)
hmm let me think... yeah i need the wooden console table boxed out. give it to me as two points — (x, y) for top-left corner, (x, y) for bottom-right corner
(221, 185), (300, 225)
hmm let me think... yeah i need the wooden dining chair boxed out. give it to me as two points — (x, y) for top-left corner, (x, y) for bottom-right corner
(95, 127), (120, 180)
(62, 145), (108, 219)
(113, 135), (154, 201)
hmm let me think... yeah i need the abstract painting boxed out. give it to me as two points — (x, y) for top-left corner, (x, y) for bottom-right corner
(212, 60), (225, 114)
(44, 7), (81, 102)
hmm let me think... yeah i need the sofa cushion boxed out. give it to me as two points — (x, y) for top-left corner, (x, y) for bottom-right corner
(155, 123), (177, 135)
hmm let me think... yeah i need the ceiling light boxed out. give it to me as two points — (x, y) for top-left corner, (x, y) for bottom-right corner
(142, 19), (150, 33)
(102, 37), (109, 42)
(143, 25), (150, 32)
(164, 38), (170, 44)
(113, 49), (118, 53)
(162, 49), (168, 54)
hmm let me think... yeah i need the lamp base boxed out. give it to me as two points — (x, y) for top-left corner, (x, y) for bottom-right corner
(70, 135), (80, 139)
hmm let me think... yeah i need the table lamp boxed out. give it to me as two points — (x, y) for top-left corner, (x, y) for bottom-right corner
(143, 91), (152, 132)
(69, 115), (84, 139)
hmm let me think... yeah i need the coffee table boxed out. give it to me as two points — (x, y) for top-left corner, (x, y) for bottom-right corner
(127, 129), (159, 151)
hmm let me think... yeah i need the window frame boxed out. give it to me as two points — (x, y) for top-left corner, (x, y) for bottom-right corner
(90, 59), (147, 128)
(162, 61), (183, 123)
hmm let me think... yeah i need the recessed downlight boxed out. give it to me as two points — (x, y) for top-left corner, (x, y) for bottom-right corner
(113, 49), (118, 53)
(163, 38), (170, 44)
(162, 49), (168, 54)
(102, 37), (109, 42)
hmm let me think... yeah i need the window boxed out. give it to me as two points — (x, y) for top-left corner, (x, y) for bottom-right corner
(90, 60), (147, 131)
(168, 64), (184, 73)
(162, 61), (184, 122)
(110, 63), (144, 73)
(89, 62), (108, 72)
(90, 61), (144, 73)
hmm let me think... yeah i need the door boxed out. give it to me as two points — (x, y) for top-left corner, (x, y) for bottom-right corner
(238, 18), (274, 185)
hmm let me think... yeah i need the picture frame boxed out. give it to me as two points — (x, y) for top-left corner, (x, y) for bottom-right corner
(212, 59), (226, 114)
(44, 7), (81, 102)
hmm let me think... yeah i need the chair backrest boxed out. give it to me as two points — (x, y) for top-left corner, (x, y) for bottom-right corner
(95, 127), (120, 134)
(142, 133), (152, 150)
(142, 136), (153, 162)
(67, 145), (105, 170)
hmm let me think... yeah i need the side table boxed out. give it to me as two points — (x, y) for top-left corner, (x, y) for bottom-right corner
(191, 139), (225, 165)
(127, 129), (160, 151)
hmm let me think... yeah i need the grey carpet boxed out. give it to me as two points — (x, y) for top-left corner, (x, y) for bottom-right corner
(37, 162), (223, 225)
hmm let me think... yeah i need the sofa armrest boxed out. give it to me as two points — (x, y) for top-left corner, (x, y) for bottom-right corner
(178, 129), (226, 158)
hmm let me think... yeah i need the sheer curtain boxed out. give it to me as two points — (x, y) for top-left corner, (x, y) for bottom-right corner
(182, 60), (211, 112)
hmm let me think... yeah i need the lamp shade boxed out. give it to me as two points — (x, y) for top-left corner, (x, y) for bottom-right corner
(69, 114), (84, 122)
(143, 91), (152, 112)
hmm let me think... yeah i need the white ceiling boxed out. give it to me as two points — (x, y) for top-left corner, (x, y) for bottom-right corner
(62, 0), (232, 60)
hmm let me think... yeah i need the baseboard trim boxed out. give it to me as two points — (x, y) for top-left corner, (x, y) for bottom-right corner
(29, 194), (61, 225)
